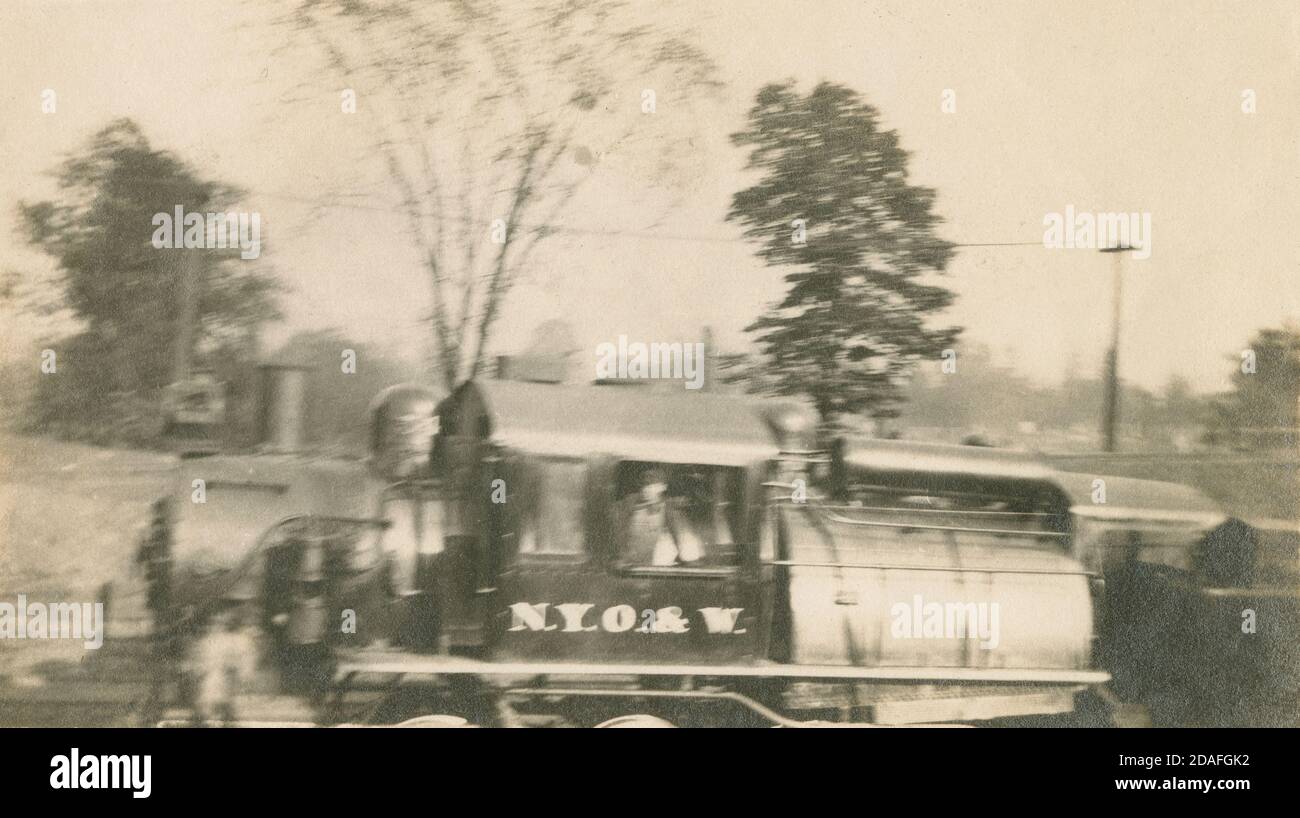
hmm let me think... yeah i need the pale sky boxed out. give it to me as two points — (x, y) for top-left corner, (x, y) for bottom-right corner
(2, 0), (1297, 394)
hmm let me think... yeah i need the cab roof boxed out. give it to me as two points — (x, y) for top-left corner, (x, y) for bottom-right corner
(444, 380), (781, 467)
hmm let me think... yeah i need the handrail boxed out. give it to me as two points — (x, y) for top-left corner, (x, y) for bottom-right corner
(818, 509), (1070, 539)
(768, 559), (1094, 576)
(822, 504), (1057, 521)
(161, 512), (391, 632)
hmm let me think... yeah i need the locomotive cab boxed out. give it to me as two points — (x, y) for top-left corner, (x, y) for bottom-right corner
(425, 380), (780, 664)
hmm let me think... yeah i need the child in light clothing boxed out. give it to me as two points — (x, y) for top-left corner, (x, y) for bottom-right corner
(194, 604), (256, 726)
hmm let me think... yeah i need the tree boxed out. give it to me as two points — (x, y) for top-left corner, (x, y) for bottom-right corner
(1160, 375), (1205, 428)
(1210, 324), (1300, 449)
(277, 0), (721, 392)
(724, 81), (960, 429)
(900, 343), (1032, 434)
(17, 119), (281, 444)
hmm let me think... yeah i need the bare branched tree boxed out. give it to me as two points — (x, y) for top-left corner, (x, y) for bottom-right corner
(277, 0), (722, 391)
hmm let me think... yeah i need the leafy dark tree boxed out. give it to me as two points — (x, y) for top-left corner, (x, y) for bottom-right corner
(725, 81), (960, 429)
(17, 118), (281, 444)
(1209, 325), (1300, 449)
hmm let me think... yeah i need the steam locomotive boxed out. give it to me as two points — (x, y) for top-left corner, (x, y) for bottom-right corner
(119, 375), (1266, 727)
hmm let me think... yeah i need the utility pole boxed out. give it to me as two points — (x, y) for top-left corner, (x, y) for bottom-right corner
(1099, 243), (1137, 452)
(164, 248), (218, 447)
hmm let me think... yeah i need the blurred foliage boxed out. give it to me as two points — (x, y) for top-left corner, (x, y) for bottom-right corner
(277, 0), (723, 390)
(895, 344), (1215, 452)
(1207, 325), (1300, 450)
(723, 81), (960, 429)
(15, 119), (281, 447)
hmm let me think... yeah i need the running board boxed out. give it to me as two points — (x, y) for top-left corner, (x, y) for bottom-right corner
(333, 655), (1109, 686)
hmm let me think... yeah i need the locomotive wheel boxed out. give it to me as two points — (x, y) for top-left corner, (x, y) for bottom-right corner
(594, 714), (676, 728)
(394, 715), (472, 728)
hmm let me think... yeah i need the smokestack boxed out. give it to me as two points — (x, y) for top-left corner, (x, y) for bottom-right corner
(257, 364), (312, 453)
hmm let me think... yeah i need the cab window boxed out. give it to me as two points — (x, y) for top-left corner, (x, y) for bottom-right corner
(515, 457), (586, 556)
(615, 462), (741, 568)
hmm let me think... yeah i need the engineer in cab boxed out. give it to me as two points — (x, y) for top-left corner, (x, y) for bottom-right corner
(618, 465), (734, 567)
